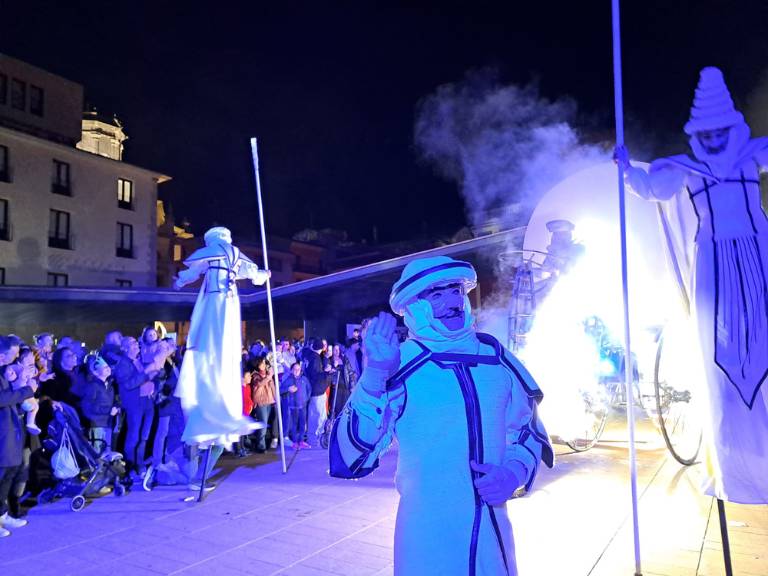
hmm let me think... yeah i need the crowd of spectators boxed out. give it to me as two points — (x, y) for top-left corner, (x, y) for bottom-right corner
(239, 329), (363, 453)
(0, 325), (364, 537)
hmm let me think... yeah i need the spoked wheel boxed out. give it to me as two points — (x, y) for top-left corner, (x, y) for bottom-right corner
(565, 385), (613, 452)
(654, 333), (703, 465)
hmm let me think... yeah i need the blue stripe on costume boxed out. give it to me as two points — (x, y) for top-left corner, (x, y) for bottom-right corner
(391, 261), (474, 301)
(450, 363), (487, 576)
(328, 411), (380, 479)
(349, 410), (377, 452)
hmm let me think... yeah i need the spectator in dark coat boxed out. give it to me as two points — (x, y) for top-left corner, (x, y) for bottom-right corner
(39, 347), (83, 408)
(147, 340), (184, 479)
(280, 362), (311, 448)
(0, 336), (33, 536)
(345, 337), (363, 392)
(327, 343), (352, 416)
(36, 346), (86, 437)
(303, 338), (330, 447)
(79, 356), (119, 454)
(113, 337), (157, 475)
(99, 331), (124, 370)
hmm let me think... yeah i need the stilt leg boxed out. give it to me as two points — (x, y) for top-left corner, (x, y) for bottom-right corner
(717, 498), (733, 576)
(197, 447), (211, 503)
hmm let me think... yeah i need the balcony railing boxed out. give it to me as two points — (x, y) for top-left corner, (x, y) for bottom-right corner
(116, 246), (134, 259)
(48, 235), (72, 250)
(51, 182), (72, 196)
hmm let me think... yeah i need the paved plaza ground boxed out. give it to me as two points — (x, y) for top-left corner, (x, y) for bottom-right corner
(0, 412), (765, 576)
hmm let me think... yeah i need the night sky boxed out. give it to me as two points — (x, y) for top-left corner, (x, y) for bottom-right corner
(2, 1), (767, 243)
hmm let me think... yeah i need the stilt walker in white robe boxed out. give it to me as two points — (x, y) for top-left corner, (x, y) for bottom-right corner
(622, 67), (768, 504)
(329, 256), (554, 576)
(174, 227), (270, 448)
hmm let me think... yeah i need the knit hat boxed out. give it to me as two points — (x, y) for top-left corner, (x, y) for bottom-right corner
(684, 67), (744, 135)
(389, 256), (477, 316)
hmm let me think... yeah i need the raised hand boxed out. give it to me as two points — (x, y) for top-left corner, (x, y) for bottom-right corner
(362, 312), (401, 374)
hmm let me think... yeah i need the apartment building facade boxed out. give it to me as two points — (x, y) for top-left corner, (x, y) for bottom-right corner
(0, 53), (169, 287)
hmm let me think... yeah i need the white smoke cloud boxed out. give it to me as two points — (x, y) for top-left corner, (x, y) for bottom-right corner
(414, 70), (609, 230)
(745, 67), (768, 139)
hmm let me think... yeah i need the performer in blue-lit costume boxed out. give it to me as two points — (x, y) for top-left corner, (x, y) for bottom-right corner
(622, 67), (768, 504)
(329, 256), (554, 576)
(174, 226), (269, 447)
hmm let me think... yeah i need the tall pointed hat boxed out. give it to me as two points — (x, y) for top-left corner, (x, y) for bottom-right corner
(684, 67), (744, 135)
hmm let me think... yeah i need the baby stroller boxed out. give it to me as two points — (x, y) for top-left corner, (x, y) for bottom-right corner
(37, 404), (128, 511)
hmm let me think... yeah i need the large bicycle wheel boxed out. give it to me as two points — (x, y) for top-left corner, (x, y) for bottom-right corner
(654, 333), (702, 465)
(565, 385), (612, 452)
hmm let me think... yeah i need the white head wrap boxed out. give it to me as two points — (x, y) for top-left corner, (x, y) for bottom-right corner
(389, 256), (479, 351)
(204, 226), (233, 247)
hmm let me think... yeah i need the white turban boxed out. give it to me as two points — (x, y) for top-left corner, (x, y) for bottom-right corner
(204, 226), (232, 247)
(389, 256), (478, 351)
(389, 256), (477, 315)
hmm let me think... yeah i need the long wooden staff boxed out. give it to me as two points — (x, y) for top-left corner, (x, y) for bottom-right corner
(611, 1), (643, 574)
(250, 137), (287, 474)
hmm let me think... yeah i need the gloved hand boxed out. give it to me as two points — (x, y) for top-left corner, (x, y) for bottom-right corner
(470, 460), (527, 505)
(363, 312), (401, 372)
(613, 144), (630, 170)
(359, 312), (401, 396)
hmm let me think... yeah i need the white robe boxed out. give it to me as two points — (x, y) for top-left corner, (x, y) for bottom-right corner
(330, 333), (553, 575)
(175, 243), (268, 447)
(628, 129), (768, 503)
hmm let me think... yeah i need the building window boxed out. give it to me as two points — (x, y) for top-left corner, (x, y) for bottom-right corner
(47, 272), (68, 287)
(0, 267), (5, 285)
(173, 244), (182, 262)
(52, 160), (71, 196)
(116, 222), (134, 258)
(118, 178), (133, 209)
(10, 79), (25, 111)
(0, 74), (7, 106)
(0, 199), (9, 241)
(29, 85), (44, 117)
(48, 209), (71, 249)
(116, 278), (132, 287)
(0, 145), (9, 183)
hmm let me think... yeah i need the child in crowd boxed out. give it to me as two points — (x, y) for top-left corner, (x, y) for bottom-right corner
(280, 362), (311, 449)
(235, 367), (254, 458)
(140, 326), (165, 372)
(250, 356), (276, 453)
(5, 363), (40, 436)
